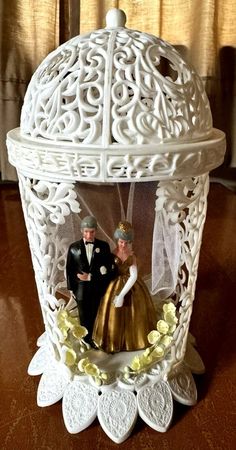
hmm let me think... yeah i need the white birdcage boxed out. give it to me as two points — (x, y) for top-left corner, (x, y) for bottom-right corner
(7, 8), (225, 443)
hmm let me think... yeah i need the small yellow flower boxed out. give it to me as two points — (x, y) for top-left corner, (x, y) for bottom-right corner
(65, 348), (77, 366)
(124, 372), (130, 379)
(168, 324), (177, 333)
(68, 316), (80, 327)
(131, 354), (152, 370)
(152, 345), (164, 358)
(58, 310), (68, 320)
(94, 377), (102, 386)
(58, 310), (75, 330)
(101, 372), (108, 380)
(141, 354), (152, 365)
(57, 310), (70, 335)
(163, 310), (178, 325)
(143, 348), (151, 357)
(78, 357), (90, 372)
(147, 330), (161, 344)
(163, 302), (176, 314)
(130, 356), (141, 371)
(161, 335), (173, 347)
(84, 363), (100, 377)
(72, 325), (88, 339)
(157, 320), (169, 335)
(59, 327), (69, 340)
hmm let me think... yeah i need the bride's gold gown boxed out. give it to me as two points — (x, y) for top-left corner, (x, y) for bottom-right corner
(92, 254), (157, 353)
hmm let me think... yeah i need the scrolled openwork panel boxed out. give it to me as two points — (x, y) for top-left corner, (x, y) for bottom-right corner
(155, 174), (209, 368)
(21, 31), (110, 144)
(20, 25), (213, 147)
(17, 174), (81, 358)
(111, 30), (212, 145)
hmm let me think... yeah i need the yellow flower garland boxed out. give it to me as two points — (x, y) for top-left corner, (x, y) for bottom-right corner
(57, 300), (178, 384)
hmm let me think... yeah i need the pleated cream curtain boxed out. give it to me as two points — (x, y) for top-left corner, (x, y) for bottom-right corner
(0, 0), (59, 180)
(81, 0), (235, 74)
(0, 0), (79, 180)
(1, 0), (236, 180)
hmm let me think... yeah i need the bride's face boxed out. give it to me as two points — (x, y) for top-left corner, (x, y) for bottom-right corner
(117, 239), (130, 251)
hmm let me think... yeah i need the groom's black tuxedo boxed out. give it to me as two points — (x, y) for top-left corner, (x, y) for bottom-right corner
(66, 238), (113, 340)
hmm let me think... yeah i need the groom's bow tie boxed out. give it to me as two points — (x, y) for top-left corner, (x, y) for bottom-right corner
(85, 241), (94, 245)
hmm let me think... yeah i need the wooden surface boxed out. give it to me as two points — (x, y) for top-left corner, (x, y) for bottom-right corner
(0, 182), (235, 450)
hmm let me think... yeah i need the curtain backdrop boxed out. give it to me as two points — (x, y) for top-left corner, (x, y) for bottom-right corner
(1, 0), (236, 180)
(0, 0), (79, 180)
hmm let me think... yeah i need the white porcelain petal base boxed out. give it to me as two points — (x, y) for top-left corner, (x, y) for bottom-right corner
(28, 345), (56, 376)
(137, 381), (173, 432)
(98, 390), (138, 444)
(184, 342), (205, 375)
(168, 364), (198, 406)
(62, 380), (98, 433)
(36, 332), (48, 347)
(28, 336), (204, 442)
(37, 364), (71, 407)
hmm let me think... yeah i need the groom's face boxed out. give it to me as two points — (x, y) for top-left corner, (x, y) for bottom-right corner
(82, 227), (96, 242)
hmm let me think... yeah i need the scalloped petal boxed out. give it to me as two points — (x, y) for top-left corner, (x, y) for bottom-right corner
(28, 345), (55, 376)
(184, 343), (205, 374)
(187, 332), (197, 347)
(168, 365), (197, 405)
(98, 390), (138, 443)
(37, 332), (48, 347)
(137, 381), (173, 432)
(62, 380), (98, 433)
(37, 367), (70, 407)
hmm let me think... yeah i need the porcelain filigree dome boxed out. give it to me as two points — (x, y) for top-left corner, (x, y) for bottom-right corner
(21, 9), (213, 148)
(7, 8), (224, 182)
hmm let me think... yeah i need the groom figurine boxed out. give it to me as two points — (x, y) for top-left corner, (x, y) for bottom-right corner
(66, 216), (114, 345)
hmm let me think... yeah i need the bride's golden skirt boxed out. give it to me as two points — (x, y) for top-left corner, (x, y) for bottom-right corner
(93, 256), (157, 353)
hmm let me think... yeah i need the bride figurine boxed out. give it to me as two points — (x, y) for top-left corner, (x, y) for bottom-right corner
(92, 221), (157, 353)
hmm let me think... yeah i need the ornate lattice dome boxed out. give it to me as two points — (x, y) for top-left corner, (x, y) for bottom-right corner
(8, 8), (225, 182)
(21, 9), (213, 148)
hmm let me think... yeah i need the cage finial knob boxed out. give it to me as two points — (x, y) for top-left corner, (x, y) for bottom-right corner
(106, 8), (126, 28)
